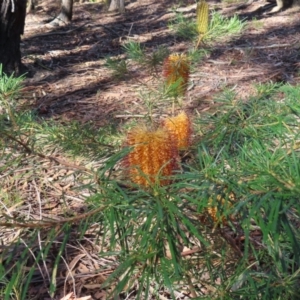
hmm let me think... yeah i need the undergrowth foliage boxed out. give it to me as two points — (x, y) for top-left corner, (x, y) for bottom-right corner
(169, 10), (245, 43)
(0, 3), (300, 299)
(1, 63), (300, 298)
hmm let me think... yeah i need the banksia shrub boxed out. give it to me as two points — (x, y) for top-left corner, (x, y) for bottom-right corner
(124, 127), (179, 187)
(162, 53), (190, 96)
(196, 0), (209, 35)
(162, 111), (192, 150)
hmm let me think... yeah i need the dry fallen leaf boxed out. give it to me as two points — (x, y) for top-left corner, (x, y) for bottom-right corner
(59, 292), (92, 300)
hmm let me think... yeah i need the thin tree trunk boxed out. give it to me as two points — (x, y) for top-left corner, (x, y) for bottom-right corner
(47, 0), (73, 26)
(108, 0), (125, 13)
(59, 0), (73, 22)
(26, 0), (35, 14)
(0, 0), (27, 75)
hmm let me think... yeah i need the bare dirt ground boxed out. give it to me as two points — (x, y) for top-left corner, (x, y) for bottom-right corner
(6, 0), (300, 299)
(22, 0), (300, 126)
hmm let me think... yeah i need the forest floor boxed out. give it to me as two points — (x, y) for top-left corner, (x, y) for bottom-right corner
(5, 0), (300, 299)
(23, 0), (300, 126)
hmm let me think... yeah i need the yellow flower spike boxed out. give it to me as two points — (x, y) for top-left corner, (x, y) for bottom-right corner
(162, 53), (190, 96)
(207, 191), (235, 225)
(196, 0), (209, 47)
(162, 111), (192, 150)
(124, 126), (179, 187)
(196, 0), (209, 35)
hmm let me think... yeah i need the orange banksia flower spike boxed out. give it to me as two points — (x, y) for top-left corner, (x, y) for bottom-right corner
(207, 190), (235, 225)
(123, 127), (179, 187)
(162, 53), (190, 96)
(162, 111), (192, 150)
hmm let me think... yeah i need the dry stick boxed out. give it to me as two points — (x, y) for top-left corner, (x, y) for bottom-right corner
(115, 113), (168, 118)
(61, 255), (77, 298)
(33, 179), (51, 285)
(0, 205), (107, 229)
(148, 286), (169, 300)
(2, 131), (93, 174)
(204, 43), (300, 66)
(26, 55), (52, 70)
(230, 41), (299, 50)
(33, 22), (119, 38)
(186, 274), (198, 298)
(32, 22), (90, 38)
(90, 24), (120, 37)
(180, 247), (201, 257)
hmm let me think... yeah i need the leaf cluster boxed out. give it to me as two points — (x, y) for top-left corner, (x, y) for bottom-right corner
(169, 10), (245, 43)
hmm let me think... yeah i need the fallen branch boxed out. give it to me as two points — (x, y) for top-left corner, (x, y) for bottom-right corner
(231, 41), (299, 50)
(32, 21), (90, 38)
(0, 205), (106, 229)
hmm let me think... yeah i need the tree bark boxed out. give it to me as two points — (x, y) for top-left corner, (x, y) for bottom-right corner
(26, 0), (36, 14)
(48, 0), (73, 26)
(59, 0), (73, 23)
(108, 0), (125, 13)
(0, 0), (27, 75)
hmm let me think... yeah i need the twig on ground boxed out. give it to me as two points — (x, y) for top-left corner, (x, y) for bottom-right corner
(148, 286), (169, 300)
(2, 131), (94, 174)
(33, 22), (90, 38)
(231, 41), (299, 50)
(0, 205), (107, 229)
(33, 179), (51, 284)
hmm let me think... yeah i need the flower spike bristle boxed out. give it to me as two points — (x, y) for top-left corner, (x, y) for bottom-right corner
(124, 126), (179, 187)
(162, 53), (190, 96)
(162, 111), (192, 150)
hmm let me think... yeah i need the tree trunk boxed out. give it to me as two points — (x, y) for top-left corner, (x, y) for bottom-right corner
(26, 0), (34, 14)
(59, 0), (73, 23)
(0, 0), (27, 76)
(48, 0), (73, 26)
(108, 0), (125, 13)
